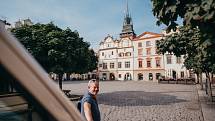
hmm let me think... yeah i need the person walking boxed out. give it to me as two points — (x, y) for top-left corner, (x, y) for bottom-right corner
(81, 79), (100, 121)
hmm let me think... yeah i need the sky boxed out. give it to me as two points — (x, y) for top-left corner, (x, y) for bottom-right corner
(0, 0), (167, 50)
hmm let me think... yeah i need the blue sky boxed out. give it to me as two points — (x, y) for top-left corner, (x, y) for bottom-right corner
(0, 0), (167, 49)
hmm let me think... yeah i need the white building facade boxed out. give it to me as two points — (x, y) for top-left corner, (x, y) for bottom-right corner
(132, 32), (165, 81)
(98, 35), (134, 81)
(98, 3), (190, 81)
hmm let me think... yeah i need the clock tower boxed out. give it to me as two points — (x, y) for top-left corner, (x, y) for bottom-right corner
(120, 0), (136, 38)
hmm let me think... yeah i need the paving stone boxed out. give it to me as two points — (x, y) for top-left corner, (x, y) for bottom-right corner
(64, 81), (204, 121)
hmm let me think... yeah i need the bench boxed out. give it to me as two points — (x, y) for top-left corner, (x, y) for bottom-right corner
(158, 78), (176, 84)
(63, 89), (71, 97)
(159, 78), (195, 84)
(62, 90), (82, 101)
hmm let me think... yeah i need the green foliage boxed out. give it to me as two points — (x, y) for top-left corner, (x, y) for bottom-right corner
(11, 23), (98, 75)
(156, 25), (215, 74)
(152, 0), (215, 75)
(151, 0), (215, 30)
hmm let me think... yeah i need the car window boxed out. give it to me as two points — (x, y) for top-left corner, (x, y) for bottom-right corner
(0, 64), (57, 121)
(0, 22), (82, 121)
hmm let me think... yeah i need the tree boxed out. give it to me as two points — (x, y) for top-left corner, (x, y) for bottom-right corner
(157, 25), (214, 90)
(11, 22), (98, 89)
(152, 0), (215, 93)
(151, 0), (215, 67)
(151, 0), (215, 33)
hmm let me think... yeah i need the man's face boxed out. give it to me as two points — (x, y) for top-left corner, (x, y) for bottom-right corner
(88, 82), (99, 96)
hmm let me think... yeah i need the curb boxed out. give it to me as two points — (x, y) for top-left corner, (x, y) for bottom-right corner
(196, 84), (215, 121)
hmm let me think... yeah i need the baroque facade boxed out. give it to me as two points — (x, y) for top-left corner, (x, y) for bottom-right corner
(98, 4), (190, 81)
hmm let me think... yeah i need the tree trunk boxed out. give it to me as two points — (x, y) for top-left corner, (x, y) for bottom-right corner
(210, 73), (214, 101)
(200, 73), (203, 90)
(196, 73), (200, 84)
(206, 72), (213, 101)
(58, 73), (63, 90)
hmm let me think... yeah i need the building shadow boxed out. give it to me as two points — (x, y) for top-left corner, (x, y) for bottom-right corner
(97, 91), (187, 107)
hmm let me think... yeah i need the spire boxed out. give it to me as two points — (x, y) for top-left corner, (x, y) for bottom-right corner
(126, 0), (129, 18)
(120, 0), (135, 38)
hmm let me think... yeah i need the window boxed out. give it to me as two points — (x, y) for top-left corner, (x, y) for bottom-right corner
(103, 63), (107, 69)
(138, 73), (143, 80)
(176, 56), (181, 64)
(110, 63), (114, 69)
(119, 52), (124, 57)
(118, 74), (121, 78)
(112, 51), (114, 55)
(156, 73), (161, 80)
(102, 73), (107, 80)
(0, 27), (82, 121)
(146, 41), (151, 47)
(167, 55), (172, 64)
(156, 59), (161, 67)
(99, 64), (102, 67)
(125, 61), (130, 68)
(138, 42), (142, 47)
(138, 49), (142, 55)
(147, 60), (151, 68)
(181, 71), (184, 78)
(146, 48), (151, 55)
(102, 52), (104, 56)
(155, 40), (158, 47)
(149, 73), (153, 80)
(125, 52), (131, 56)
(155, 48), (159, 54)
(118, 62), (122, 68)
(138, 60), (142, 68)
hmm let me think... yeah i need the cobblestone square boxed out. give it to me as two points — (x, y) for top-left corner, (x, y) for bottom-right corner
(63, 81), (203, 121)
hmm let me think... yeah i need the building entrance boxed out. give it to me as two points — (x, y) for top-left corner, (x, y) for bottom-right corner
(124, 73), (132, 80)
(110, 73), (115, 80)
(138, 73), (143, 80)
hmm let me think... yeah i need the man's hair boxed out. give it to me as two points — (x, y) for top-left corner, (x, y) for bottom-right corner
(88, 79), (99, 87)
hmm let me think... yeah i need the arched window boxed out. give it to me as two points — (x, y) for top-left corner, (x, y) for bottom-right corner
(118, 52), (124, 57)
(124, 73), (132, 80)
(138, 73), (143, 80)
(156, 73), (161, 80)
(125, 52), (131, 56)
(149, 73), (153, 81)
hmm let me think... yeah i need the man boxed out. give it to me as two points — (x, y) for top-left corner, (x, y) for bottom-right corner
(81, 79), (100, 121)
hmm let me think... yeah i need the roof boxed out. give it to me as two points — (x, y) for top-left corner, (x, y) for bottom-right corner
(133, 31), (163, 41)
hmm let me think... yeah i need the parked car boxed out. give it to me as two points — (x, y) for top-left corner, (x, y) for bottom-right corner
(0, 22), (82, 121)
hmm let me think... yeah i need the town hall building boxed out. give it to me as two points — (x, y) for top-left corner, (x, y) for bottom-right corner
(98, 3), (190, 81)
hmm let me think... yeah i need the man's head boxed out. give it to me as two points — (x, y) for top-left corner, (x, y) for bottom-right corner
(88, 79), (99, 96)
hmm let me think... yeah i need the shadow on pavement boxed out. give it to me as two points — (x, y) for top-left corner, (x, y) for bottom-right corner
(98, 91), (187, 107)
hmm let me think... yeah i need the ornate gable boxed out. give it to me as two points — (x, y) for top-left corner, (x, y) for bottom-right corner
(99, 35), (117, 49)
(104, 35), (114, 43)
(133, 32), (163, 41)
(118, 37), (132, 47)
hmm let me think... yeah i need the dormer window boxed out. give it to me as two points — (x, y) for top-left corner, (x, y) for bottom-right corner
(119, 52), (124, 57)
(125, 52), (131, 56)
